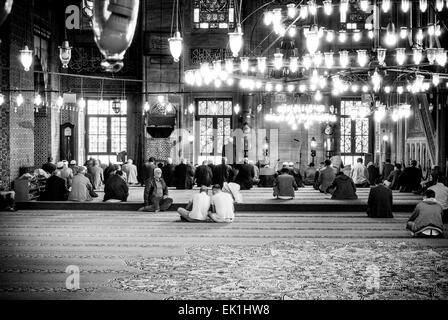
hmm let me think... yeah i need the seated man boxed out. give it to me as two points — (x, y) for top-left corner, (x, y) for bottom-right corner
(303, 163), (317, 185)
(68, 166), (93, 202)
(367, 182), (393, 218)
(329, 171), (358, 200)
(177, 186), (211, 222)
(103, 170), (129, 202)
(209, 184), (235, 223)
(407, 189), (444, 236)
(351, 158), (370, 188)
(318, 160), (336, 193)
(428, 176), (448, 223)
(40, 170), (69, 201)
(0, 190), (17, 212)
(273, 167), (298, 200)
(139, 168), (173, 212)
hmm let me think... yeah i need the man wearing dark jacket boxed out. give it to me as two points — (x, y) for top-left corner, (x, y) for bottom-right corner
(174, 158), (195, 189)
(399, 160), (423, 192)
(195, 160), (213, 187)
(213, 157), (234, 187)
(386, 163), (402, 190)
(382, 159), (394, 181)
(329, 171), (358, 200)
(273, 168), (298, 199)
(40, 170), (69, 201)
(162, 157), (175, 187)
(235, 158), (255, 190)
(367, 183), (393, 218)
(103, 171), (129, 202)
(139, 168), (173, 212)
(42, 157), (57, 175)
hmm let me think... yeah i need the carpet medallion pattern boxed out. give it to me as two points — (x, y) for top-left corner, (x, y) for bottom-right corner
(110, 240), (448, 300)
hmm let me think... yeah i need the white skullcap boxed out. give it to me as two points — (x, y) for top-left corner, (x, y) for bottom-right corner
(56, 161), (64, 169)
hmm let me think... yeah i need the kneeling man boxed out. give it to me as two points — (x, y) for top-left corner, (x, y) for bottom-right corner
(209, 184), (234, 223)
(177, 186), (211, 222)
(407, 189), (444, 236)
(139, 168), (173, 212)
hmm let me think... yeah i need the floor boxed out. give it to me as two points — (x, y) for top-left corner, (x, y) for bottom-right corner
(0, 209), (447, 299)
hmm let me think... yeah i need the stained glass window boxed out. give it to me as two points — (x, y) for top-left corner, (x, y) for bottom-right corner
(198, 100), (232, 116)
(86, 99), (127, 163)
(193, 0), (235, 29)
(339, 99), (370, 159)
(200, 118), (214, 154)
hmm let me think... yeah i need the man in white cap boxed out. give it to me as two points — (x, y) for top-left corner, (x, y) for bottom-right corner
(122, 158), (139, 185)
(59, 160), (73, 188)
(69, 160), (78, 175)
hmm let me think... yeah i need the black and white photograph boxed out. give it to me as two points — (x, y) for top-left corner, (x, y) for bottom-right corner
(0, 0), (447, 311)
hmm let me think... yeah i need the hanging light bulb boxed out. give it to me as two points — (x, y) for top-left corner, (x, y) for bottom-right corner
(287, 84), (295, 92)
(273, 52), (284, 70)
(16, 93), (24, 107)
(382, 0), (391, 12)
(234, 103), (240, 114)
(413, 48), (423, 65)
(275, 83), (283, 92)
(433, 73), (440, 86)
(419, 0), (428, 12)
(57, 95), (64, 108)
(311, 69), (319, 84)
(377, 48), (386, 65)
(303, 54), (312, 69)
(92, 0), (139, 72)
(257, 57), (266, 73)
(374, 105), (386, 122)
(371, 69), (382, 92)
(351, 84), (359, 92)
(265, 82), (273, 92)
(308, 0), (317, 15)
(306, 25), (319, 54)
(396, 48), (406, 65)
(385, 22), (397, 47)
(427, 48), (436, 64)
(339, 50), (349, 68)
(323, 0), (333, 15)
(416, 29), (424, 44)
(362, 85), (369, 93)
(314, 90), (322, 102)
(326, 30), (334, 42)
(58, 40), (72, 68)
(436, 48), (447, 66)
(187, 103), (194, 114)
(313, 51), (323, 67)
(78, 97), (86, 111)
(397, 86), (404, 95)
(287, 3), (297, 18)
(353, 30), (361, 42)
(368, 30), (374, 39)
(0, 93), (4, 106)
(225, 58), (234, 73)
(228, 24), (243, 57)
(300, 5), (308, 19)
(360, 0), (369, 12)
(340, 0), (349, 13)
(168, 31), (183, 63)
(357, 49), (368, 67)
(324, 51), (334, 68)
(288, 25), (297, 38)
(401, 0), (410, 12)
(338, 30), (347, 43)
(289, 56), (299, 73)
(34, 94), (42, 106)
(240, 57), (249, 73)
(20, 45), (33, 71)
(263, 10), (273, 26)
(400, 27), (408, 39)
(436, 0), (444, 11)
(272, 8), (282, 27)
(435, 23), (441, 37)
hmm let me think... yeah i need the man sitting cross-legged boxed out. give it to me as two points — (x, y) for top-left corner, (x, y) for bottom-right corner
(273, 167), (298, 200)
(139, 168), (173, 213)
(177, 186), (211, 222)
(208, 184), (234, 223)
(407, 189), (444, 237)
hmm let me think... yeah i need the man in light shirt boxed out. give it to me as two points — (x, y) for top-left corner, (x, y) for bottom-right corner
(209, 184), (235, 223)
(351, 157), (370, 187)
(428, 176), (448, 222)
(177, 186), (211, 222)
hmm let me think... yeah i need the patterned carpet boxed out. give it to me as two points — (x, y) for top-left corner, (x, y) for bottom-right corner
(110, 240), (448, 300)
